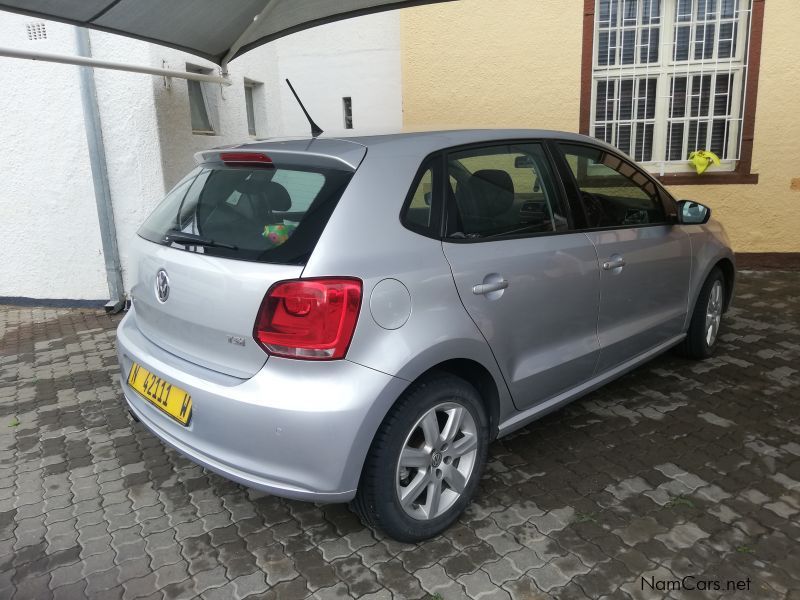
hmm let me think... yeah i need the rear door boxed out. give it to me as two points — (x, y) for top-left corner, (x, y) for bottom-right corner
(553, 142), (691, 373)
(131, 146), (362, 378)
(440, 142), (601, 410)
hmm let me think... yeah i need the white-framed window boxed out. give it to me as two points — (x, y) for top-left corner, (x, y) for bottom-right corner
(187, 65), (218, 135)
(244, 83), (257, 136)
(591, 0), (753, 173)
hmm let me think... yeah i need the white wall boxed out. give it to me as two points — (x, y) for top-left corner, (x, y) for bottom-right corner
(0, 15), (108, 300)
(272, 12), (403, 138)
(0, 10), (401, 300)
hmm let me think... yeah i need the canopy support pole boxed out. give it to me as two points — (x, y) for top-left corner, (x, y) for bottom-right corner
(220, 0), (278, 76)
(0, 45), (231, 85)
(74, 27), (125, 313)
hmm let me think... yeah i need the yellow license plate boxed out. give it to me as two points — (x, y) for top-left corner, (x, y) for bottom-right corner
(127, 362), (192, 425)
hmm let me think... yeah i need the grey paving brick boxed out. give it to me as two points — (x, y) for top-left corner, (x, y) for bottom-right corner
(0, 272), (798, 600)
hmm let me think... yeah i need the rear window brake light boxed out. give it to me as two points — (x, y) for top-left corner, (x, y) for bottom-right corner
(219, 152), (273, 167)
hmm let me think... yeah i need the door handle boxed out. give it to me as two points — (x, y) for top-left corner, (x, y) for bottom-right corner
(602, 256), (626, 270)
(473, 280), (509, 295)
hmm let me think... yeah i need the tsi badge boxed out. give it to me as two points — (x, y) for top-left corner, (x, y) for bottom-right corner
(155, 269), (170, 303)
(228, 336), (246, 347)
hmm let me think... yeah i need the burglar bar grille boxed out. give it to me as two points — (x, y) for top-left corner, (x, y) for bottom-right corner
(591, 0), (753, 173)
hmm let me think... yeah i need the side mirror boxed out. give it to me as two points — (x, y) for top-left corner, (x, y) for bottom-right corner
(424, 191), (432, 206)
(677, 200), (711, 225)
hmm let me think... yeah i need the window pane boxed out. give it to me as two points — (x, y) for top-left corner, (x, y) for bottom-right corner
(674, 25), (690, 60)
(245, 85), (256, 136)
(405, 167), (434, 229)
(188, 80), (213, 133)
(598, 0), (616, 25)
(596, 80), (613, 121)
(642, 0), (661, 24)
(670, 77), (688, 118)
(714, 74), (732, 116)
(641, 27), (660, 63)
(559, 144), (665, 228)
(694, 24), (715, 59)
(697, 0), (717, 20)
(619, 79), (634, 121)
(688, 120), (709, 152)
(690, 75), (712, 117)
(710, 119), (729, 155)
(634, 124), (654, 161)
(446, 144), (568, 238)
(622, 0), (637, 25)
(721, 0), (736, 18)
(621, 29), (636, 64)
(636, 78), (657, 120)
(138, 165), (351, 264)
(598, 31), (616, 65)
(667, 122), (685, 160)
(676, 0), (693, 22)
(718, 22), (737, 58)
(617, 124), (632, 155)
(594, 125), (613, 144)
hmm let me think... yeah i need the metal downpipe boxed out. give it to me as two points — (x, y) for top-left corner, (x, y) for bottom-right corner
(74, 27), (125, 313)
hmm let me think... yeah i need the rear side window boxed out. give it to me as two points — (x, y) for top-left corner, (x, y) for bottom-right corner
(445, 143), (569, 239)
(138, 164), (352, 265)
(401, 156), (441, 237)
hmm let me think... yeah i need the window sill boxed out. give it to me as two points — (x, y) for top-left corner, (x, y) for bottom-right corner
(656, 172), (759, 186)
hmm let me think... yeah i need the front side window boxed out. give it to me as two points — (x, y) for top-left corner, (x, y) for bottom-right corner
(560, 143), (666, 228)
(446, 144), (569, 239)
(591, 0), (752, 170)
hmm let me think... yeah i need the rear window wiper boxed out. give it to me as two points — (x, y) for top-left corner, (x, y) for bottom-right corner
(164, 230), (238, 250)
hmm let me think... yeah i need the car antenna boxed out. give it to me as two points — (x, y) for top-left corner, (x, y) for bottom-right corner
(285, 78), (323, 138)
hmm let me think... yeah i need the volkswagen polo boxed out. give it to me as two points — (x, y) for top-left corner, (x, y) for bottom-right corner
(117, 130), (734, 541)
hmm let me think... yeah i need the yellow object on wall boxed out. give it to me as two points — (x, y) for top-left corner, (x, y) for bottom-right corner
(400, 0), (800, 253)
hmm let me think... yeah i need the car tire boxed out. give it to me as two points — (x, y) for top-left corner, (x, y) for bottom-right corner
(679, 267), (726, 360)
(353, 373), (489, 542)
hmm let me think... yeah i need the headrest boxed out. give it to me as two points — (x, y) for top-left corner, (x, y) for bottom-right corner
(264, 182), (291, 212)
(469, 169), (514, 217)
(235, 179), (292, 212)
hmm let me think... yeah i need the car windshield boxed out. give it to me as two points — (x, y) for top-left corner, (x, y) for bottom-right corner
(138, 164), (352, 264)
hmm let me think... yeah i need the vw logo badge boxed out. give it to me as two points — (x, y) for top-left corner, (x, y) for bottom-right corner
(155, 269), (170, 303)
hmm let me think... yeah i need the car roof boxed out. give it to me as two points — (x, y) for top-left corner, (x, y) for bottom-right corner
(234, 129), (612, 162)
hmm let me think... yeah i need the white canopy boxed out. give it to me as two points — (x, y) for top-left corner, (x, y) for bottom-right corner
(0, 0), (455, 66)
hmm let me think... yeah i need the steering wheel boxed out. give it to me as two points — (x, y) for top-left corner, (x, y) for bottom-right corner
(580, 192), (609, 228)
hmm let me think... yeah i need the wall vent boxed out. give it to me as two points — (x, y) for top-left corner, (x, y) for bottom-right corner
(26, 22), (47, 40)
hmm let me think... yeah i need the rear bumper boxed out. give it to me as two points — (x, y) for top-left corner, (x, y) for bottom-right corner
(116, 309), (406, 502)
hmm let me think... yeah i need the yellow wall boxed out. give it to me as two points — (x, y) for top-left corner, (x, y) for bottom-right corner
(400, 0), (800, 253)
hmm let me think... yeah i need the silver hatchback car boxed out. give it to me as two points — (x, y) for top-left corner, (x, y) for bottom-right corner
(117, 130), (734, 541)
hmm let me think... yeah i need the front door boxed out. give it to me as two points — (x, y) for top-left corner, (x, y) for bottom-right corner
(440, 142), (601, 410)
(555, 142), (691, 374)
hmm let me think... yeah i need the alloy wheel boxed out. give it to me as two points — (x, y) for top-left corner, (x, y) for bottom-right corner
(705, 280), (723, 346)
(395, 402), (478, 520)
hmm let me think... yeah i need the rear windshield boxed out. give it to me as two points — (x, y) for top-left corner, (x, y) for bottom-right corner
(138, 164), (352, 264)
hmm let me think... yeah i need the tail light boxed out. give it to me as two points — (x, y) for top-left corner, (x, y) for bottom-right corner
(254, 278), (362, 360)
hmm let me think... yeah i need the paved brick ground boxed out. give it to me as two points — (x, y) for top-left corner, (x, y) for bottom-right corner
(1, 271), (798, 600)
